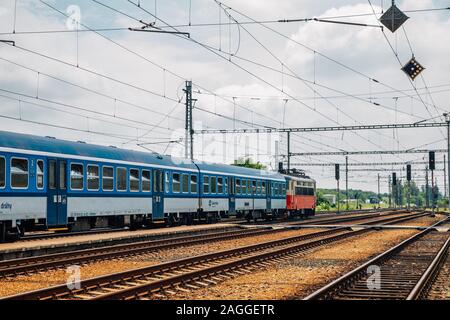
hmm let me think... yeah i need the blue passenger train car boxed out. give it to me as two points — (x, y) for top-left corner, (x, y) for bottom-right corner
(0, 131), (288, 241)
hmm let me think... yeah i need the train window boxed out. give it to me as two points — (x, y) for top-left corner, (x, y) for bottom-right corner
(217, 177), (223, 194)
(130, 169), (140, 192)
(172, 173), (180, 193)
(70, 163), (83, 190)
(246, 180), (251, 195)
(153, 170), (163, 193)
(60, 162), (66, 190)
(87, 165), (99, 191)
(182, 174), (189, 193)
(36, 160), (44, 189)
(116, 167), (127, 191)
(224, 177), (228, 194)
(190, 175), (198, 194)
(48, 160), (56, 189)
(10, 158), (29, 189)
(210, 176), (217, 194)
(142, 170), (151, 192)
(102, 166), (114, 191)
(0, 157), (5, 188)
(274, 183), (279, 196)
(164, 171), (170, 193)
(261, 182), (266, 195)
(203, 176), (210, 194)
(236, 179), (241, 194)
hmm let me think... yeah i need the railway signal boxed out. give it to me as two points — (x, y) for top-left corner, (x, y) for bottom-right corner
(429, 151), (435, 171)
(335, 164), (340, 213)
(379, 1), (409, 33)
(401, 57), (425, 81)
(406, 165), (411, 211)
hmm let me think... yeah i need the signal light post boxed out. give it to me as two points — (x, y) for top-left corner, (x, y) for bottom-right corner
(429, 151), (435, 216)
(406, 164), (411, 212)
(335, 164), (340, 213)
(392, 172), (397, 209)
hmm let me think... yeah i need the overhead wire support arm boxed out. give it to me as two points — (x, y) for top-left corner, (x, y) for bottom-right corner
(128, 28), (190, 37)
(194, 122), (447, 134)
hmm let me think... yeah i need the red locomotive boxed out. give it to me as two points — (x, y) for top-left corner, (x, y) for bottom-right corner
(284, 170), (316, 217)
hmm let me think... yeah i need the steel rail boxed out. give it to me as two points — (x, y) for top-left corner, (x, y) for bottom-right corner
(1, 211), (427, 300)
(304, 217), (450, 300)
(0, 210), (402, 277)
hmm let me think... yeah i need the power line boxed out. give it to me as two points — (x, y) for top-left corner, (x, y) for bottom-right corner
(290, 149), (447, 157)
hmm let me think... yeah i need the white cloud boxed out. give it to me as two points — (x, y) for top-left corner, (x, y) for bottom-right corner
(0, 0), (448, 192)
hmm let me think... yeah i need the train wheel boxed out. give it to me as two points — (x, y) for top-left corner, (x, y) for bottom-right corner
(168, 213), (180, 227)
(0, 223), (5, 243)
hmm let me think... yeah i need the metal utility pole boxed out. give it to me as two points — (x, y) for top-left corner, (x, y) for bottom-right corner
(184, 81), (194, 160)
(345, 156), (349, 210)
(335, 164), (340, 213)
(287, 131), (291, 173)
(425, 166), (429, 209)
(377, 173), (380, 205)
(444, 154), (447, 202)
(445, 113), (450, 210)
(388, 175), (392, 208)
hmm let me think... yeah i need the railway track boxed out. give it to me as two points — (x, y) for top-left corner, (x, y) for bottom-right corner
(0, 211), (412, 277)
(1, 211), (429, 300)
(304, 218), (450, 300)
(16, 208), (395, 242)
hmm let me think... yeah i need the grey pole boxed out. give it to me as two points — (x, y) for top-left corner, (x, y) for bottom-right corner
(345, 156), (349, 210)
(446, 113), (450, 210)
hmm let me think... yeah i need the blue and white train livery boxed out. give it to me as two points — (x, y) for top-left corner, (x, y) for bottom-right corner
(0, 131), (291, 241)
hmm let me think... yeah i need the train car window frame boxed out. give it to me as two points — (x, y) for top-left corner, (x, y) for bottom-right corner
(102, 166), (114, 191)
(36, 159), (45, 190)
(0, 156), (5, 189)
(210, 176), (217, 194)
(10, 157), (29, 189)
(217, 177), (223, 194)
(235, 178), (241, 195)
(142, 169), (151, 192)
(129, 168), (140, 192)
(70, 163), (84, 191)
(181, 174), (189, 193)
(116, 167), (127, 192)
(172, 172), (181, 193)
(164, 171), (170, 194)
(190, 174), (198, 194)
(203, 175), (210, 194)
(224, 177), (228, 195)
(87, 164), (100, 191)
(261, 181), (266, 195)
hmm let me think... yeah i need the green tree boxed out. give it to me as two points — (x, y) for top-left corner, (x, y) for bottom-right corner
(232, 157), (267, 170)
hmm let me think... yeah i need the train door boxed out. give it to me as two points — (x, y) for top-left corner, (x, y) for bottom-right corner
(46, 159), (67, 226)
(228, 177), (236, 214)
(152, 169), (164, 220)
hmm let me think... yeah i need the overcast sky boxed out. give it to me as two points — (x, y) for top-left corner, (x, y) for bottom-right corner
(0, 0), (449, 193)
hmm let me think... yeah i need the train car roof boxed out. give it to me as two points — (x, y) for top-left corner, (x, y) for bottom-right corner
(0, 131), (287, 180)
(194, 161), (286, 181)
(0, 131), (198, 171)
